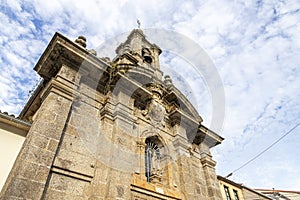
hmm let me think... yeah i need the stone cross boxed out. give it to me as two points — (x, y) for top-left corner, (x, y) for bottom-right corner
(137, 19), (141, 28)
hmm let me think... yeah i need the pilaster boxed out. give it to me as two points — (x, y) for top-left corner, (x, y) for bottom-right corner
(1, 91), (73, 199)
(201, 152), (223, 199)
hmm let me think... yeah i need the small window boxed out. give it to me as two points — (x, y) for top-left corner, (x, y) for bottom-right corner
(233, 189), (239, 200)
(224, 186), (231, 200)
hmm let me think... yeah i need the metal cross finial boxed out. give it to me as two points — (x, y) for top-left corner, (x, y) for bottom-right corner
(137, 19), (141, 29)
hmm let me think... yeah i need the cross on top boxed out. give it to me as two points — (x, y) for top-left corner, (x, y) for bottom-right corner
(137, 19), (141, 28)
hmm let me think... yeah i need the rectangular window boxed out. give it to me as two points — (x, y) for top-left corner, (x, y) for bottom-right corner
(224, 186), (231, 200)
(233, 189), (239, 200)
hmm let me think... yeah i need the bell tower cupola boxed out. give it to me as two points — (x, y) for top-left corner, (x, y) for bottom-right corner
(114, 29), (163, 80)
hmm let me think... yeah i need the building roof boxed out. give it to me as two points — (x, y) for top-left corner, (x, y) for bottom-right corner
(0, 110), (31, 137)
(255, 189), (300, 194)
(255, 189), (300, 200)
(217, 175), (273, 200)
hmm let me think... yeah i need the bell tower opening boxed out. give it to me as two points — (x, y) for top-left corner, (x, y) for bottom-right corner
(142, 48), (153, 64)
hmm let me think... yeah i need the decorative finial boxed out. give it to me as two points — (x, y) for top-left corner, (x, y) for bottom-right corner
(137, 19), (141, 29)
(75, 36), (87, 48)
(164, 75), (173, 88)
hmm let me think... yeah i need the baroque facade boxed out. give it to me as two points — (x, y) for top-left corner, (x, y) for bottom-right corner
(0, 29), (224, 199)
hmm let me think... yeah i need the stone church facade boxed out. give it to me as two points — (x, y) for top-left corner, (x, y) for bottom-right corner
(0, 29), (223, 199)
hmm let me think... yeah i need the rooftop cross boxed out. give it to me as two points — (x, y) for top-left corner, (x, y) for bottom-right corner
(137, 19), (141, 29)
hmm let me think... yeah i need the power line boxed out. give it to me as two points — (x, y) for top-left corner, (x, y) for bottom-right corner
(225, 122), (300, 178)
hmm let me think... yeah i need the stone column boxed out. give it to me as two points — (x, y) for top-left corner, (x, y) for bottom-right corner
(173, 136), (196, 199)
(137, 139), (147, 181)
(0, 90), (73, 199)
(200, 152), (223, 200)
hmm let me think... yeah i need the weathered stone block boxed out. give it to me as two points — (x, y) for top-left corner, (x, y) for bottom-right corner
(18, 161), (38, 180)
(47, 172), (90, 198)
(54, 150), (95, 177)
(36, 165), (50, 183)
(5, 178), (44, 199)
(47, 138), (59, 152)
(44, 189), (65, 200)
(26, 145), (55, 166)
(31, 133), (49, 149)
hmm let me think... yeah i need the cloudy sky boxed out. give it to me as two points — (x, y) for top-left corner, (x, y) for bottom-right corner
(0, 0), (299, 191)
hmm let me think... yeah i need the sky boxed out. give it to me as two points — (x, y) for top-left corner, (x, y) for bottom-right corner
(0, 0), (299, 191)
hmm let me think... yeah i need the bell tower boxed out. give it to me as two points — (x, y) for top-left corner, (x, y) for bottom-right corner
(114, 29), (163, 81)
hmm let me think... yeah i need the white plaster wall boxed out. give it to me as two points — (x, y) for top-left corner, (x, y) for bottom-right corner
(0, 129), (25, 191)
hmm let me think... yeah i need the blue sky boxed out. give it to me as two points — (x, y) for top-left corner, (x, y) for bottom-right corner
(0, 0), (299, 190)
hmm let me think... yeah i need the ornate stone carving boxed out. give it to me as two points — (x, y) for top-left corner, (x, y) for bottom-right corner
(148, 99), (165, 126)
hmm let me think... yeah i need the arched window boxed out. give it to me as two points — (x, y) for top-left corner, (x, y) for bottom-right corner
(145, 137), (161, 182)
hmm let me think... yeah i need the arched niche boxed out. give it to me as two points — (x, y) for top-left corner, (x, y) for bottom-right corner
(140, 132), (172, 185)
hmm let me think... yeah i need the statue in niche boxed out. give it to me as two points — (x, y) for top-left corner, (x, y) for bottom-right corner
(151, 148), (160, 173)
(145, 139), (162, 182)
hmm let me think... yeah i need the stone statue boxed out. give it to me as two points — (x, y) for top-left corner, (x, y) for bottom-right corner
(151, 150), (160, 172)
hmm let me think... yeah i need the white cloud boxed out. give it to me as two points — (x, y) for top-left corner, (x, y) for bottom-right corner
(0, 0), (299, 191)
